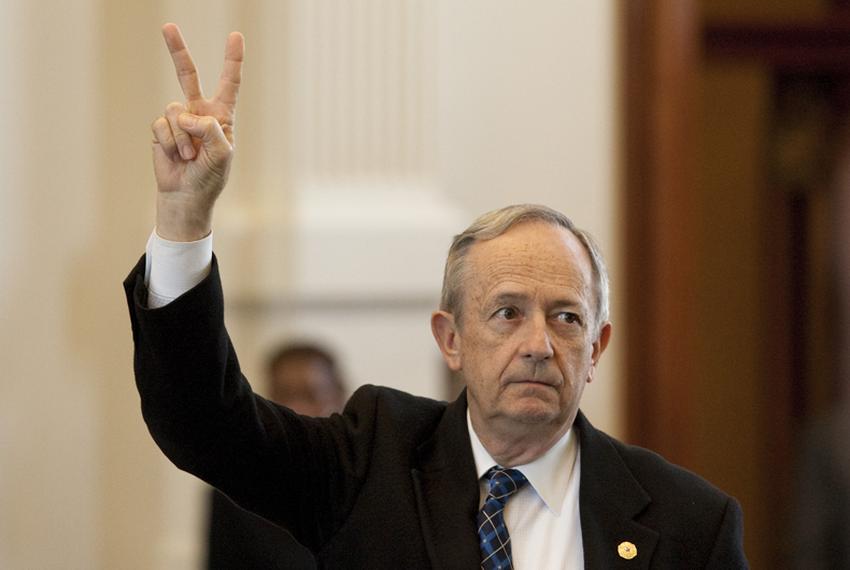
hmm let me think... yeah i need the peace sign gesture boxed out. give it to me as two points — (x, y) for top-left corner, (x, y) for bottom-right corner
(151, 23), (245, 242)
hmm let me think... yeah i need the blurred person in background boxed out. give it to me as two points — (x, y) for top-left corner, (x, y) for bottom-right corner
(206, 342), (346, 570)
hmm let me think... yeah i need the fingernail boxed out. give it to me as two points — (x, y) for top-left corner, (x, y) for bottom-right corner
(178, 113), (196, 128)
(181, 143), (195, 160)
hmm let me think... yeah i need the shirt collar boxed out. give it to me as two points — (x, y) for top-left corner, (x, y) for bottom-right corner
(466, 410), (579, 516)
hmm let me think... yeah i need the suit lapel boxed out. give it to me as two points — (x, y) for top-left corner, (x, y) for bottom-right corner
(576, 411), (659, 569)
(410, 401), (661, 569)
(411, 390), (481, 570)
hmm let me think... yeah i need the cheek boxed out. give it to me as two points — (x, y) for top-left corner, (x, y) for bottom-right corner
(556, 340), (594, 372)
(461, 341), (511, 392)
(460, 327), (505, 366)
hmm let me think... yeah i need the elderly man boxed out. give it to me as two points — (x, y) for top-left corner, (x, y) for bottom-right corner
(126, 24), (747, 568)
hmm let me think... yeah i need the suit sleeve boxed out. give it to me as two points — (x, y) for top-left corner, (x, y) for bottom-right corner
(705, 497), (749, 569)
(123, 254), (373, 552)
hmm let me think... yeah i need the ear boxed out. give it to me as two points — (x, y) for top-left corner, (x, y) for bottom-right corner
(587, 322), (612, 383)
(431, 310), (462, 372)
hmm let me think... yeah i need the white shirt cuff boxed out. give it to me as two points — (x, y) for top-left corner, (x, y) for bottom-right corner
(144, 229), (213, 308)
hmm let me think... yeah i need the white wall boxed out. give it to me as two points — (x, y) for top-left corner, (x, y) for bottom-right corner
(436, 0), (622, 433)
(0, 1), (101, 568)
(0, 1), (620, 568)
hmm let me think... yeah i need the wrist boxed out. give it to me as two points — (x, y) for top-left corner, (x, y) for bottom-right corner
(156, 193), (214, 242)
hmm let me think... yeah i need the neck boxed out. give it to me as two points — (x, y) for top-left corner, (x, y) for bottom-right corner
(471, 413), (573, 468)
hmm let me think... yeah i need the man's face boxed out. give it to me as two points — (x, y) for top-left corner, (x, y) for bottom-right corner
(436, 221), (610, 433)
(270, 356), (343, 417)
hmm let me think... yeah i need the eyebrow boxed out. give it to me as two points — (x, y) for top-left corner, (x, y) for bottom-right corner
(490, 292), (528, 305)
(489, 291), (585, 310)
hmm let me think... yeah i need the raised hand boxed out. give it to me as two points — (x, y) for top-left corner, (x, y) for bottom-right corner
(151, 23), (244, 241)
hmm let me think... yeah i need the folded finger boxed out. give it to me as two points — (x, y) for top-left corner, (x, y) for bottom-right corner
(213, 31), (244, 107)
(162, 23), (204, 102)
(151, 116), (179, 161)
(177, 112), (234, 164)
(165, 101), (196, 160)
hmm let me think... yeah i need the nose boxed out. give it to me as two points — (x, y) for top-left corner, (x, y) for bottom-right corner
(521, 315), (554, 362)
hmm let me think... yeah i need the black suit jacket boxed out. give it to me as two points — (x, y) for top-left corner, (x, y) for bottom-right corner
(125, 256), (747, 569)
(206, 488), (317, 569)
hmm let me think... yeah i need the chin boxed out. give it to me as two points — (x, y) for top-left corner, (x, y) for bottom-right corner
(504, 398), (562, 426)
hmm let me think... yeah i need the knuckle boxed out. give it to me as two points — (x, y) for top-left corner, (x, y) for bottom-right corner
(151, 116), (168, 132)
(165, 101), (185, 115)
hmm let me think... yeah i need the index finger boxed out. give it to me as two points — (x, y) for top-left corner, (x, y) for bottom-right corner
(162, 23), (204, 101)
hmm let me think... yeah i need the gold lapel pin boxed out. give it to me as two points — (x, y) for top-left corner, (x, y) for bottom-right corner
(618, 541), (637, 560)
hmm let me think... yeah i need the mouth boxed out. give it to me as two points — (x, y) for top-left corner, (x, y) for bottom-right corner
(509, 378), (558, 388)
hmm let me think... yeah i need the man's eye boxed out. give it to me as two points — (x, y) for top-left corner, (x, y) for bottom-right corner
(556, 312), (581, 325)
(494, 307), (518, 320)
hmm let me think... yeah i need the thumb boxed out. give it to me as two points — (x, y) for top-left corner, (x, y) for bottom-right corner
(177, 113), (232, 157)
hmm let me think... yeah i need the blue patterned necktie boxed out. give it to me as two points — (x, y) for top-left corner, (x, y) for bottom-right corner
(477, 466), (528, 570)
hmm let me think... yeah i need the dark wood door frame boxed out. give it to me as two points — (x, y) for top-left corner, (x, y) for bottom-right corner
(624, 3), (850, 567)
(622, 0), (701, 466)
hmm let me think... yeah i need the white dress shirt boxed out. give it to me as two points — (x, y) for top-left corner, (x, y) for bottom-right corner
(468, 413), (584, 569)
(144, 229), (585, 568)
(144, 230), (213, 308)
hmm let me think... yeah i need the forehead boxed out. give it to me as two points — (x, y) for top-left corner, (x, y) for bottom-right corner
(464, 221), (594, 304)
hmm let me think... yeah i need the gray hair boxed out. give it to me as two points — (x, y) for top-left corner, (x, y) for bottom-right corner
(439, 204), (610, 337)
